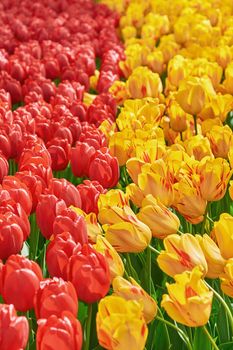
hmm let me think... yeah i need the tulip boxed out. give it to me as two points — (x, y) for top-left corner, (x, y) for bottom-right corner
(34, 278), (78, 319)
(0, 255), (43, 312)
(97, 295), (148, 350)
(0, 304), (29, 350)
(211, 213), (233, 260)
(183, 135), (213, 161)
(199, 94), (233, 122)
(221, 259), (233, 297)
(0, 155), (8, 183)
(46, 178), (82, 208)
(175, 76), (215, 115)
(206, 125), (232, 159)
(98, 189), (129, 211)
(197, 234), (226, 279)
(126, 158), (146, 185)
(94, 236), (124, 282)
(46, 232), (78, 280)
(166, 99), (188, 133)
(36, 195), (67, 239)
(47, 138), (71, 171)
(0, 211), (25, 260)
(126, 66), (163, 99)
(70, 142), (96, 178)
(98, 205), (152, 253)
(77, 180), (107, 214)
(126, 183), (145, 207)
(197, 157), (232, 202)
(37, 313), (82, 350)
(137, 195), (180, 239)
(53, 208), (88, 244)
(88, 148), (120, 189)
(162, 267), (213, 327)
(67, 244), (110, 303)
(112, 276), (157, 323)
(157, 234), (208, 277)
(173, 177), (207, 224)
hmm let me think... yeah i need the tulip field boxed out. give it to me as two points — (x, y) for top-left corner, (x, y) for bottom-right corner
(1, 0), (233, 349)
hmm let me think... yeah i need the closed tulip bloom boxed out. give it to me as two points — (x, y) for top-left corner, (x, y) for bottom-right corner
(67, 244), (110, 303)
(206, 125), (232, 159)
(77, 180), (107, 214)
(0, 304), (29, 350)
(112, 276), (157, 323)
(34, 278), (78, 319)
(37, 312), (82, 350)
(126, 183), (146, 207)
(211, 213), (233, 259)
(175, 76), (215, 115)
(88, 149), (120, 189)
(197, 157), (232, 202)
(126, 158), (146, 185)
(94, 236), (124, 282)
(173, 177), (207, 224)
(200, 94), (233, 122)
(1, 255), (43, 312)
(46, 178), (82, 208)
(99, 205), (152, 253)
(221, 259), (233, 297)
(0, 154), (8, 183)
(138, 159), (174, 207)
(137, 195), (180, 239)
(97, 296), (148, 350)
(98, 189), (129, 211)
(70, 142), (96, 178)
(127, 66), (163, 99)
(162, 267), (213, 327)
(157, 234), (208, 277)
(36, 195), (67, 239)
(183, 135), (213, 161)
(197, 234), (226, 279)
(167, 99), (188, 133)
(53, 208), (88, 245)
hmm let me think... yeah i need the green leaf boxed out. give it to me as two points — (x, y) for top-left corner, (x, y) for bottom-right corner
(217, 303), (230, 343)
(219, 342), (233, 350)
(78, 301), (88, 326)
(193, 327), (211, 350)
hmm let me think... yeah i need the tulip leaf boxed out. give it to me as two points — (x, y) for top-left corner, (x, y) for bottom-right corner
(78, 301), (88, 326)
(217, 303), (231, 343)
(219, 342), (233, 349)
(193, 327), (211, 350)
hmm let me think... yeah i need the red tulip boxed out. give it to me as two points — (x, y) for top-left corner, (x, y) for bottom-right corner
(36, 195), (67, 239)
(46, 232), (78, 279)
(47, 137), (71, 171)
(67, 243), (110, 303)
(0, 154), (9, 183)
(46, 178), (82, 208)
(37, 312), (82, 350)
(53, 208), (88, 244)
(77, 180), (107, 214)
(0, 304), (29, 350)
(88, 148), (119, 188)
(70, 142), (95, 178)
(0, 212), (25, 260)
(34, 278), (78, 319)
(0, 255), (43, 312)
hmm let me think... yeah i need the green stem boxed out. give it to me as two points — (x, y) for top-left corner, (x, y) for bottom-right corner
(205, 281), (233, 336)
(148, 245), (160, 255)
(125, 253), (139, 281)
(201, 202), (209, 234)
(157, 308), (171, 349)
(207, 215), (214, 224)
(193, 115), (198, 135)
(29, 213), (40, 260)
(180, 132), (183, 141)
(177, 229), (184, 235)
(146, 247), (151, 294)
(83, 304), (92, 350)
(156, 316), (193, 350)
(203, 326), (220, 350)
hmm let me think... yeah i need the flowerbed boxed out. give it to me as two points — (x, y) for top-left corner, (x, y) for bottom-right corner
(0, 0), (233, 349)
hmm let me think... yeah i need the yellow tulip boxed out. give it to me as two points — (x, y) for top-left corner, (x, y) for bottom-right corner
(94, 236), (124, 282)
(197, 234), (226, 279)
(157, 234), (208, 277)
(211, 213), (233, 260)
(109, 81), (129, 106)
(222, 62), (233, 94)
(112, 276), (157, 323)
(175, 76), (215, 115)
(97, 296), (148, 350)
(173, 177), (207, 224)
(216, 46), (232, 69)
(126, 183), (145, 208)
(183, 135), (213, 161)
(206, 125), (232, 159)
(126, 66), (163, 99)
(138, 159), (175, 207)
(200, 94), (233, 122)
(197, 157), (232, 202)
(201, 118), (223, 136)
(146, 50), (165, 75)
(98, 189), (129, 211)
(98, 205), (152, 253)
(122, 26), (137, 41)
(221, 259), (233, 298)
(162, 267), (213, 327)
(109, 132), (133, 166)
(137, 195), (180, 239)
(166, 55), (189, 89)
